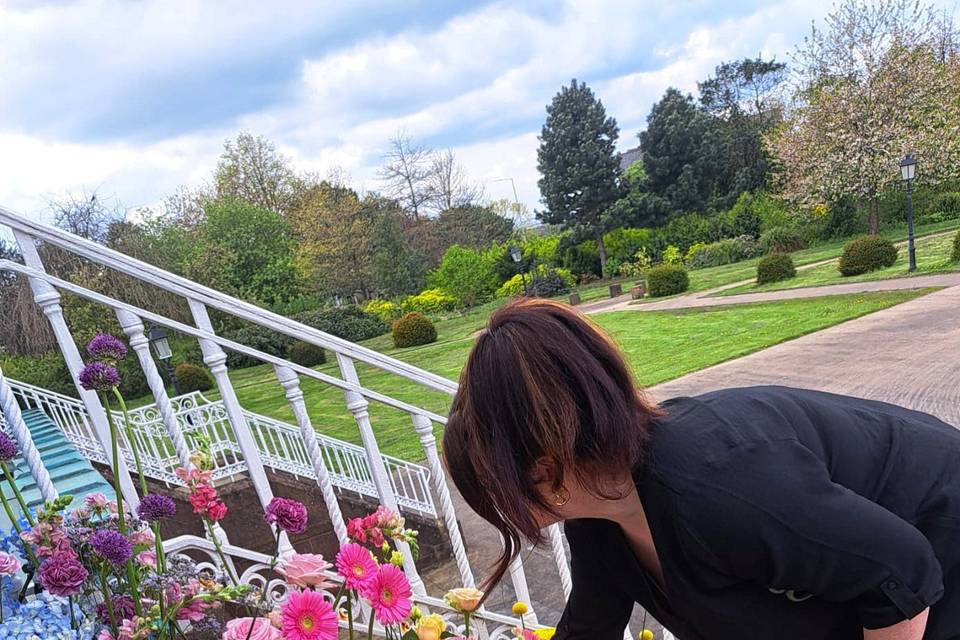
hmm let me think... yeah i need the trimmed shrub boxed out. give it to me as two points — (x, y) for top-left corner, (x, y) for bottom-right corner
(646, 264), (689, 297)
(287, 341), (326, 367)
(838, 235), (898, 276)
(364, 299), (402, 323)
(175, 363), (213, 393)
(400, 289), (459, 315)
(759, 226), (805, 254)
(687, 236), (763, 269)
(427, 245), (498, 307)
(496, 266), (575, 298)
(293, 306), (389, 343)
(756, 253), (797, 285)
(952, 230), (960, 263)
(222, 324), (293, 369)
(392, 312), (437, 348)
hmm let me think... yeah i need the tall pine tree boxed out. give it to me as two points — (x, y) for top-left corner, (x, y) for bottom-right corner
(537, 79), (622, 278)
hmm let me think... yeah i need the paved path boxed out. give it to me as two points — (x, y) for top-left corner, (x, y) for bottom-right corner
(649, 283), (960, 427)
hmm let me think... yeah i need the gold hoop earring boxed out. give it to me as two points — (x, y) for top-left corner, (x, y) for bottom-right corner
(553, 487), (570, 507)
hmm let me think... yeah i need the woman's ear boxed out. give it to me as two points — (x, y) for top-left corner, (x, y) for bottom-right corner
(532, 456), (562, 490)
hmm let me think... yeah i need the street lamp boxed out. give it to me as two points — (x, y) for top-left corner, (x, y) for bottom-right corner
(148, 325), (182, 396)
(900, 155), (917, 272)
(510, 246), (529, 296)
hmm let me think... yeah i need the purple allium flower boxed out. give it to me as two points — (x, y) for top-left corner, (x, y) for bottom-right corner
(78, 362), (121, 392)
(87, 333), (128, 362)
(37, 552), (88, 596)
(0, 432), (18, 462)
(96, 594), (136, 623)
(89, 529), (133, 566)
(137, 494), (176, 522)
(264, 497), (308, 534)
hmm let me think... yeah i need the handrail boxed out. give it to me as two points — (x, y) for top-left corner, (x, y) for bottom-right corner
(0, 206), (458, 395)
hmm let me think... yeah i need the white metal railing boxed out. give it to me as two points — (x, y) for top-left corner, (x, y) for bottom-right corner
(0, 203), (575, 627)
(7, 378), (435, 515)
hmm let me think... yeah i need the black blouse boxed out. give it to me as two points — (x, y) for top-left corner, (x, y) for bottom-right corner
(555, 386), (960, 640)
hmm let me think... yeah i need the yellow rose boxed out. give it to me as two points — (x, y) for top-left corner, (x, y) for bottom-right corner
(444, 587), (484, 613)
(415, 614), (447, 640)
(640, 630), (655, 640)
(535, 629), (556, 639)
(512, 601), (529, 616)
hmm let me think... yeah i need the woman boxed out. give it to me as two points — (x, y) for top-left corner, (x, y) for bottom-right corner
(443, 298), (960, 640)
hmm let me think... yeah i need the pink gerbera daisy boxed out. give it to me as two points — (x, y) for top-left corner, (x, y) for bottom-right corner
(335, 543), (378, 590)
(281, 590), (338, 640)
(366, 564), (413, 625)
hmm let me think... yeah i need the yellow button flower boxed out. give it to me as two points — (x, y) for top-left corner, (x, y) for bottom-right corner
(640, 629), (655, 640)
(534, 629), (556, 639)
(512, 601), (529, 616)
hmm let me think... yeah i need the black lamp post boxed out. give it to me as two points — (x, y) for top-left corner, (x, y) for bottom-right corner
(148, 325), (182, 396)
(510, 246), (529, 296)
(900, 154), (917, 272)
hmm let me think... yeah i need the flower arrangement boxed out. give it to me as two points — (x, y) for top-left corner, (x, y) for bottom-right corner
(0, 332), (556, 640)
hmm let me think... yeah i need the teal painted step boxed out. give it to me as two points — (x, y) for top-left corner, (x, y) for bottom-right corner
(0, 408), (115, 532)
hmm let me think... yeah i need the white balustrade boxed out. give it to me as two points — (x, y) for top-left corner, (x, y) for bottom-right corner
(0, 204), (577, 635)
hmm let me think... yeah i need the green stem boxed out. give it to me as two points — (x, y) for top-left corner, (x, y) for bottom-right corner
(113, 389), (148, 496)
(68, 595), (76, 630)
(1, 463), (35, 526)
(464, 611), (471, 637)
(125, 558), (143, 618)
(101, 394), (127, 533)
(98, 567), (118, 637)
(0, 491), (38, 569)
(153, 522), (166, 573)
(367, 605), (376, 640)
(346, 591), (354, 640)
(203, 520), (239, 586)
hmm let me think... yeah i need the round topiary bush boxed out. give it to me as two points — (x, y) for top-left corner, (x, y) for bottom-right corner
(392, 312), (437, 348)
(756, 253), (797, 285)
(759, 226), (805, 254)
(645, 264), (689, 297)
(838, 235), (898, 276)
(174, 363), (213, 393)
(287, 341), (326, 367)
(952, 230), (960, 263)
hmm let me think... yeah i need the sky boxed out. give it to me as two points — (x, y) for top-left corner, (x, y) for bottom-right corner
(0, 0), (873, 222)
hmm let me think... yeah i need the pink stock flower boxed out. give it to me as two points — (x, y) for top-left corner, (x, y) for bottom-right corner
(366, 564), (412, 625)
(346, 517), (366, 543)
(129, 528), (156, 546)
(0, 551), (21, 576)
(275, 553), (335, 589)
(206, 500), (228, 521)
(281, 590), (337, 640)
(97, 630), (115, 640)
(84, 492), (110, 510)
(335, 543), (377, 591)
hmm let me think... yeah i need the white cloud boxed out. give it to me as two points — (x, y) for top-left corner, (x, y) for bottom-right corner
(0, 0), (846, 220)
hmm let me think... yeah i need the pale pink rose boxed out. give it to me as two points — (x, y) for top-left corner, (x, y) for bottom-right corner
(0, 551), (21, 576)
(275, 553), (335, 589)
(97, 630), (115, 640)
(84, 493), (109, 510)
(137, 550), (157, 569)
(221, 617), (282, 640)
(266, 610), (282, 628)
(129, 529), (155, 546)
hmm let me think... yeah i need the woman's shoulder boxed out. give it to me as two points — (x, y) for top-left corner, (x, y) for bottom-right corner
(644, 385), (819, 484)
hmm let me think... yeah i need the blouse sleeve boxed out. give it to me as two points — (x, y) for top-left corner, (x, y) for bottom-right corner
(554, 520), (634, 640)
(680, 438), (944, 630)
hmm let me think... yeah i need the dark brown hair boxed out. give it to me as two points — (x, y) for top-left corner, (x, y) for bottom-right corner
(443, 298), (662, 591)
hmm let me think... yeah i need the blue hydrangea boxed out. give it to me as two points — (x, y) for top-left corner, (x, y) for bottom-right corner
(0, 592), (93, 640)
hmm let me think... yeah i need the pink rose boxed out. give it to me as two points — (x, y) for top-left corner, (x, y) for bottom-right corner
(84, 492), (109, 510)
(129, 528), (155, 546)
(0, 551), (21, 576)
(221, 617), (282, 640)
(275, 553), (335, 589)
(137, 550), (157, 569)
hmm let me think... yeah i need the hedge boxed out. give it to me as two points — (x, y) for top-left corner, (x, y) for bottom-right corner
(756, 253), (797, 285)
(838, 236), (898, 276)
(645, 264), (689, 297)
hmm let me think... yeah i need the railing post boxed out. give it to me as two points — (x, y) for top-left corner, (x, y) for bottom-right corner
(115, 310), (192, 470)
(12, 230), (140, 509)
(274, 364), (349, 546)
(0, 365), (58, 503)
(547, 524), (573, 598)
(410, 414), (477, 588)
(336, 353), (425, 595)
(187, 300), (293, 556)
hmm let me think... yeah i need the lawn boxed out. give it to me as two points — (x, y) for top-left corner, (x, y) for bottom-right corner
(716, 228), (959, 297)
(158, 289), (933, 461)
